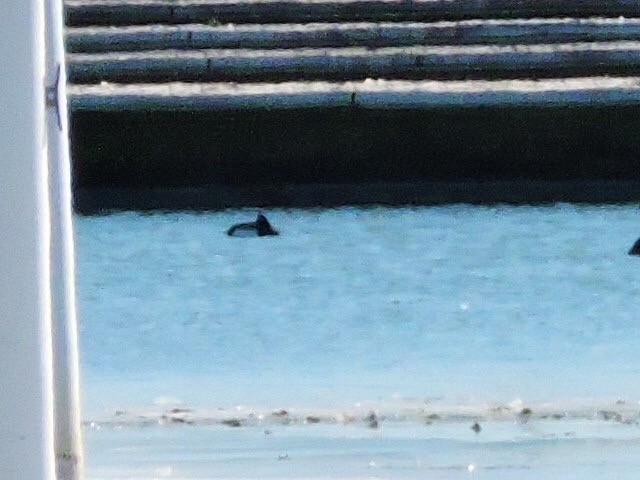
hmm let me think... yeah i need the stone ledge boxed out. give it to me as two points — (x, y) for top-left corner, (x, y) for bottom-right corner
(69, 77), (640, 110)
(65, 0), (640, 26)
(67, 41), (640, 83)
(66, 18), (640, 53)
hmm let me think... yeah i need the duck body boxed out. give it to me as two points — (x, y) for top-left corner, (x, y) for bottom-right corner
(227, 213), (279, 237)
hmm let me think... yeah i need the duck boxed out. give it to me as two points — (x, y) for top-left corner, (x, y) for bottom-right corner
(227, 213), (279, 237)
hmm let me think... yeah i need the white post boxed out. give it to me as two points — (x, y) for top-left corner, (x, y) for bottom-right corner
(45, 0), (85, 477)
(0, 0), (56, 479)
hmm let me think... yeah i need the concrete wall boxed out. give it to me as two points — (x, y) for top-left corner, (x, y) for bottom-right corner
(72, 107), (640, 210)
(71, 105), (640, 209)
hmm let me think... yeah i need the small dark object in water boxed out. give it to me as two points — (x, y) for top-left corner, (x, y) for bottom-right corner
(306, 415), (321, 424)
(160, 414), (194, 425)
(629, 238), (640, 255)
(365, 411), (379, 429)
(471, 422), (482, 433)
(227, 213), (278, 237)
(221, 418), (244, 427)
(518, 408), (533, 424)
(170, 408), (192, 414)
(599, 410), (623, 422)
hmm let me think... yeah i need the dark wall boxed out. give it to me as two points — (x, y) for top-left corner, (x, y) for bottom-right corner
(71, 106), (640, 190)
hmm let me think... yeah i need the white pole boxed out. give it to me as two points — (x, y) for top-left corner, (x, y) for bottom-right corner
(45, 0), (85, 477)
(0, 0), (56, 479)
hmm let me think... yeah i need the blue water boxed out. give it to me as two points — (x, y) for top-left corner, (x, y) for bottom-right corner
(77, 204), (640, 479)
(76, 204), (640, 419)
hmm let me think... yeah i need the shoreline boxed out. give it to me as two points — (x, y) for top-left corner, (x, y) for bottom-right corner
(84, 416), (640, 479)
(74, 180), (640, 213)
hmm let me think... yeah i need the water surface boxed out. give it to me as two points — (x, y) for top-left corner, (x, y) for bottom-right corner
(76, 204), (640, 478)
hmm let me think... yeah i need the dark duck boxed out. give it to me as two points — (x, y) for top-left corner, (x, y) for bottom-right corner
(227, 213), (279, 237)
(629, 237), (640, 256)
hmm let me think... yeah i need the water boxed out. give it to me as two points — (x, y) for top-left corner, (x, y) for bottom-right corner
(76, 204), (640, 478)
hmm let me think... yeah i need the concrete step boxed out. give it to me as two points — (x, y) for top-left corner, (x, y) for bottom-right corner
(68, 76), (640, 111)
(67, 41), (640, 83)
(67, 18), (640, 53)
(65, 0), (640, 27)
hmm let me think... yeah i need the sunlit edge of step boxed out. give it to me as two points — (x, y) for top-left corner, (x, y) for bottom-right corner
(66, 17), (640, 53)
(64, 0), (640, 27)
(68, 76), (640, 110)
